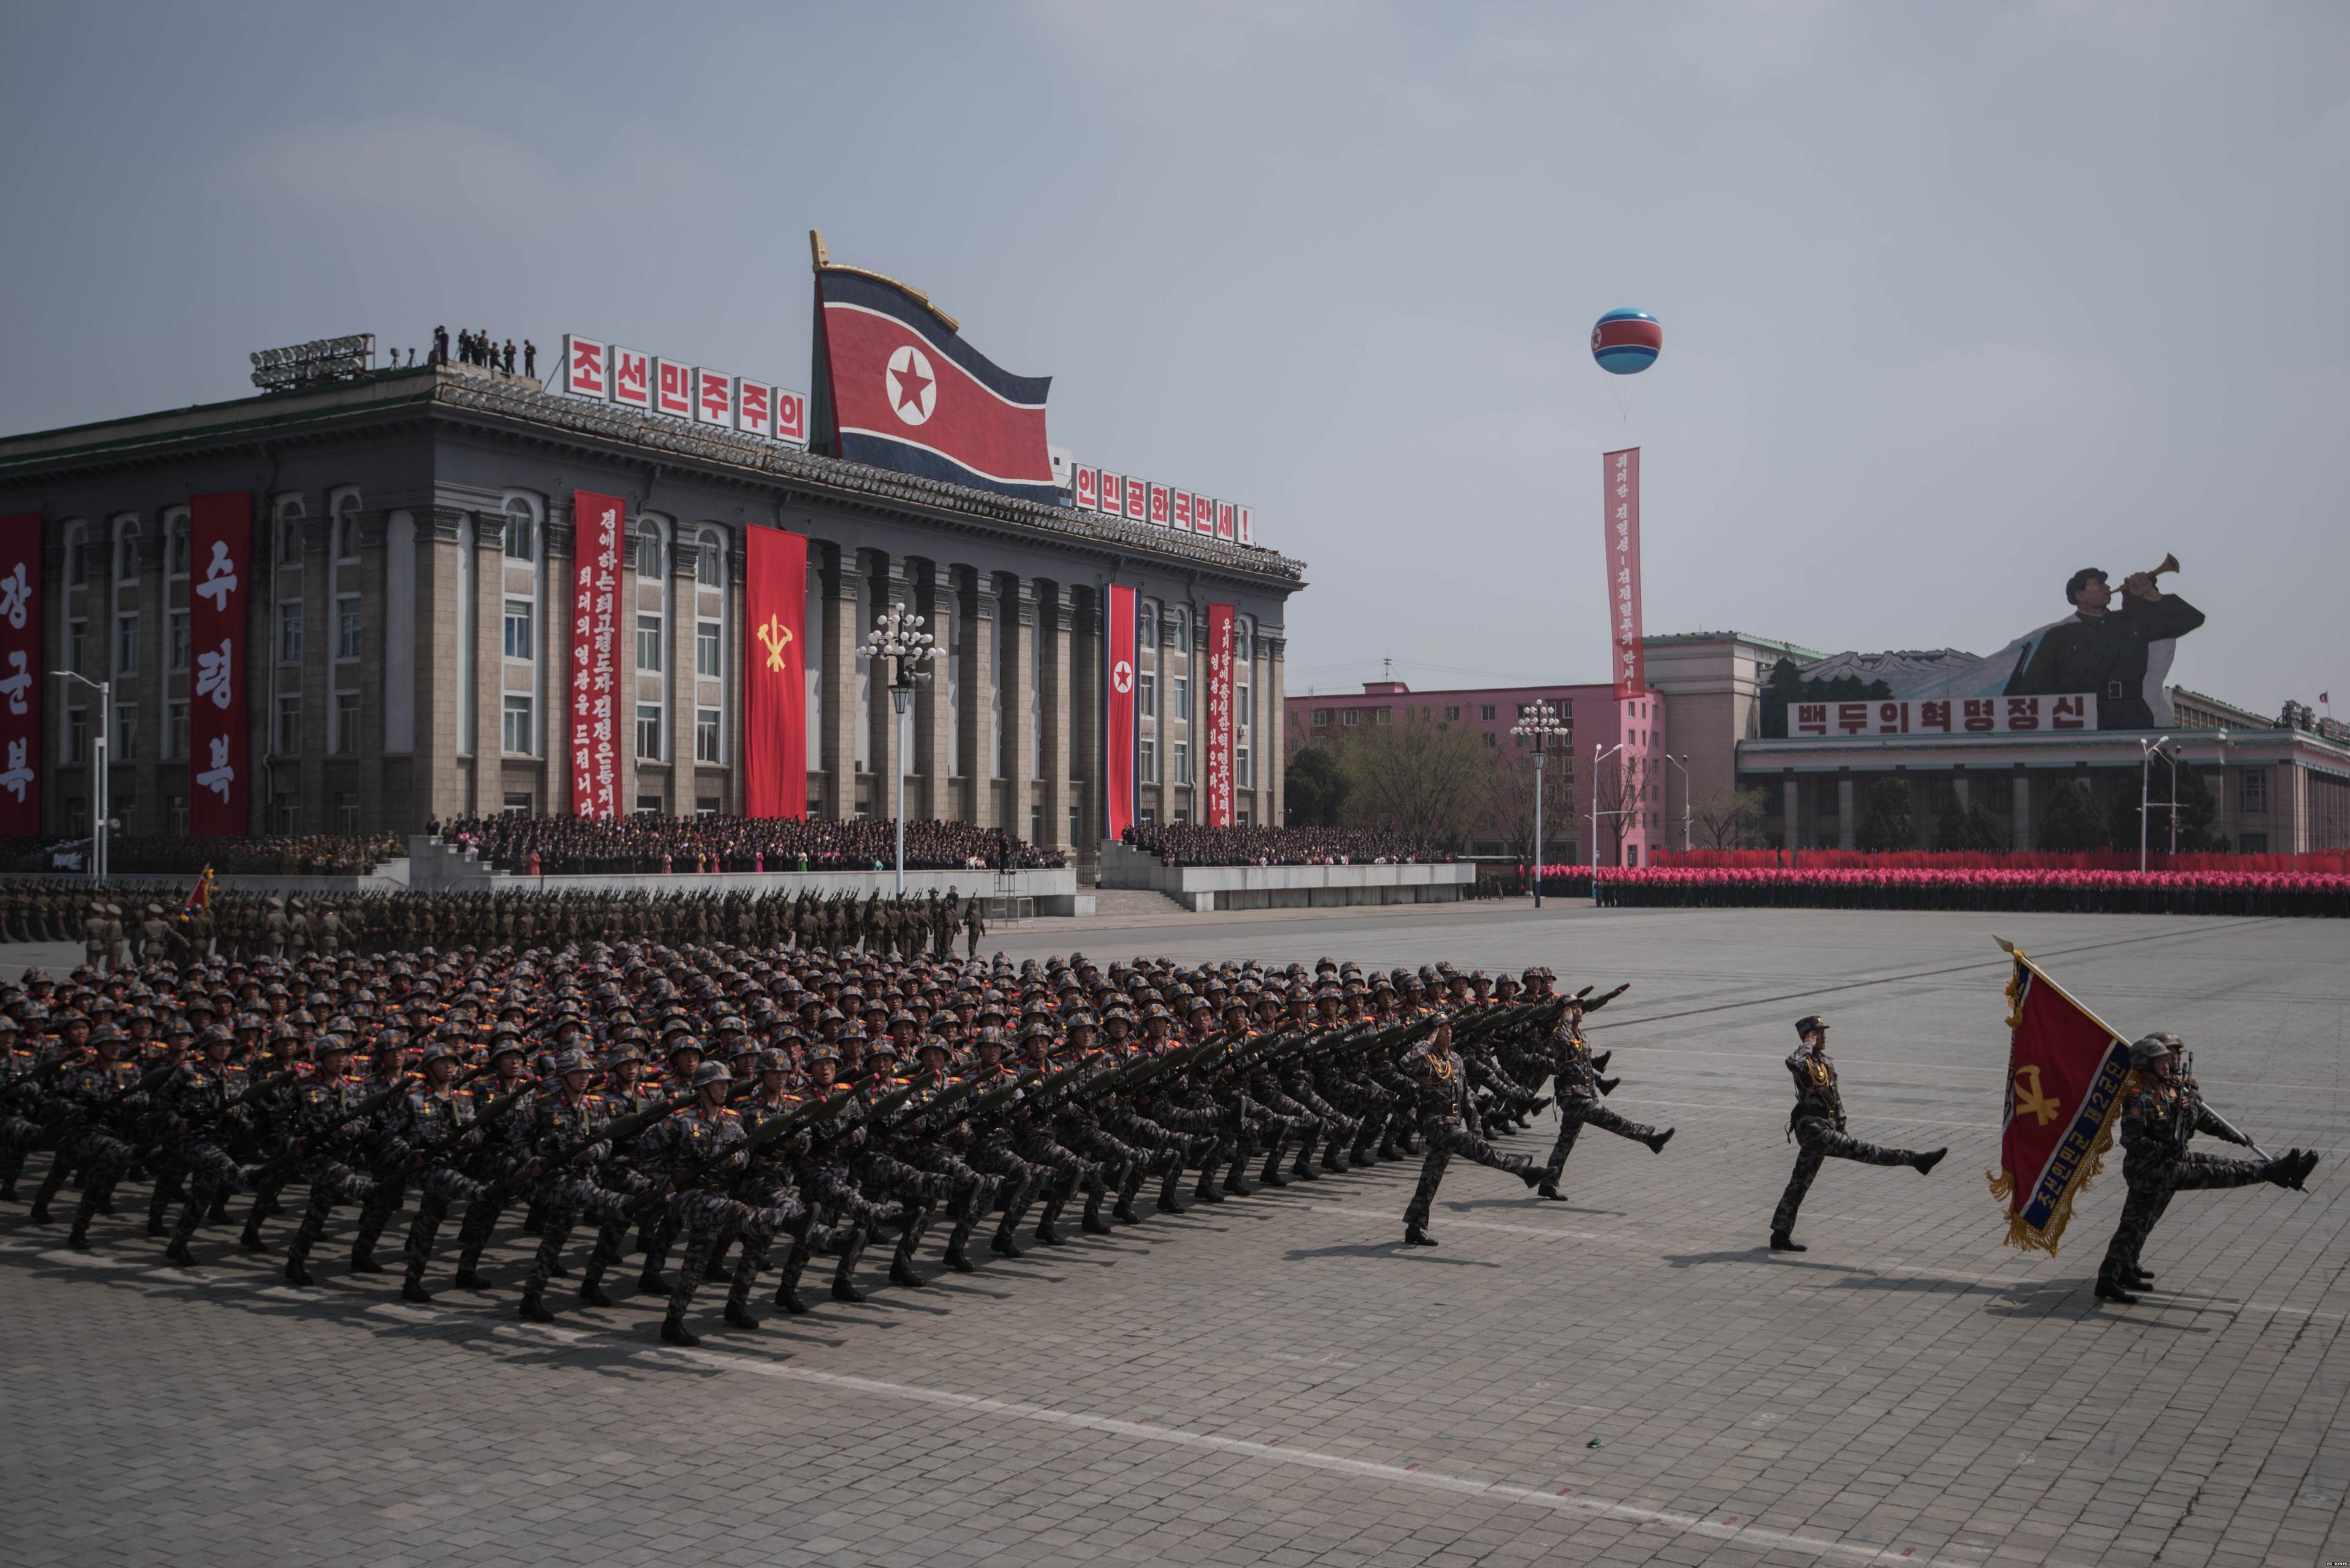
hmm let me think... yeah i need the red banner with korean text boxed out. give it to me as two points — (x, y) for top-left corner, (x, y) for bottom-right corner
(1988, 941), (2133, 1254)
(0, 514), (42, 834)
(1206, 602), (1235, 827)
(1105, 584), (1136, 840)
(570, 491), (624, 818)
(744, 526), (809, 819)
(1605, 447), (1643, 699)
(188, 492), (251, 835)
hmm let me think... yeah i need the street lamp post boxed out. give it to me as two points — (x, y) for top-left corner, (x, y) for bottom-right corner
(1659, 752), (1692, 853)
(862, 602), (939, 895)
(1589, 742), (1624, 870)
(1509, 706), (1569, 907)
(54, 671), (110, 882)
(2137, 734), (2169, 873)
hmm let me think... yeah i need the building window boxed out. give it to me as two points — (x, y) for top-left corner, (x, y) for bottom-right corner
(1139, 670), (1156, 716)
(695, 707), (722, 763)
(696, 621), (721, 678)
(166, 700), (188, 761)
(1171, 675), (1189, 719)
(1444, 706), (1460, 720)
(504, 791), (534, 814)
(1312, 708), (1329, 727)
(504, 598), (534, 660)
(1484, 732), (1497, 747)
(275, 695), (301, 754)
(278, 602), (303, 663)
(335, 692), (360, 754)
(169, 611), (190, 671)
(637, 703), (663, 760)
(166, 517), (190, 577)
(1173, 740), (1190, 784)
(114, 614), (139, 674)
(1236, 745), (1252, 788)
(503, 509), (535, 561)
(1236, 679), (1250, 734)
(1140, 807), (1157, 827)
(270, 794), (299, 832)
(697, 795), (720, 816)
(636, 791), (664, 815)
(1341, 709), (1359, 727)
(696, 531), (723, 587)
(2239, 769), (2268, 813)
(68, 619), (87, 673)
(1140, 737), (1158, 783)
(113, 704), (136, 762)
(338, 793), (360, 832)
(65, 707), (88, 761)
(502, 694), (534, 755)
(1375, 708), (1392, 725)
(338, 596), (362, 659)
(1481, 704), (1496, 720)
(168, 796), (187, 835)
(2239, 831), (2269, 854)
(635, 522), (664, 581)
(278, 515), (304, 567)
(637, 614), (663, 672)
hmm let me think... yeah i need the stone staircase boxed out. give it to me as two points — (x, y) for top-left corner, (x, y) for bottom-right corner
(1088, 887), (1195, 919)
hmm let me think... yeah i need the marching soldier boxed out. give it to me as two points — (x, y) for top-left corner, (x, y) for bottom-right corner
(1533, 988), (1671, 1200)
(1769, 1015), (1946, 1252)
(2093, 1033), (2316, 1304)
(1400, 1017), (1544, 1245)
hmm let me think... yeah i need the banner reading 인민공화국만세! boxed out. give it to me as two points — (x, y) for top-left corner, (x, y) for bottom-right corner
(1206, 602), (1235, 828)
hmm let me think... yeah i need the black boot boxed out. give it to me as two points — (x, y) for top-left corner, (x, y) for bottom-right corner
(1535, 1181), (1565, 1201)
(1404, 1225), (1437, 1247)
(165, 1238), (196, 1266)
(239, 1219), (266, 1252)
(283, 1256), (315, 1287)
(1911, 1147), (1947, 1176)
(401, 1277), (434, 1304)
(637, 1269), (671, 1295)
(889, 1256), (927, 1288)
(1769, 1232), (1806, 1252)
(349, 1247), (386, 1274)
(989, 1230), (1024, 1259)
(2094, 1278), (2139, 1305)
(1647, 1128), (1676, 1155)
(775, 1279), (811, 1314)
(1112, 1198), (1141, 1224)
(943, 1240), (976, 1272)
(661, 1315), (699, 1346)
(576, 1279), (615, 1309)
(723, 1303), (761, 1331)
(451, 1266), (489, 1290)
(1517, 1164), (1545, 1189)
(518, 1290), (556, 1324)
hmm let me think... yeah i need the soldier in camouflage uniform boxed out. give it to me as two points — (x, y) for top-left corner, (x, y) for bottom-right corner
(1399, 1017), (1544, 1245)
(1769, 1015), (1946, 1252)
(1533, 989), (1672, 1201)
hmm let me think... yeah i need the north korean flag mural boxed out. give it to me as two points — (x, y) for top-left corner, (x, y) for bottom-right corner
(0, 514), (42, 835)
(1105, 584), (1137, 841)
(188, 492), (251, 836)
(744, 526), (810, 819)
(810, 236), (1059, 505)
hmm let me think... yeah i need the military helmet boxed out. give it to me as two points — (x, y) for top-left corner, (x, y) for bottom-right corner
(692, 1060), (733, 1088)
(2128, 1032), (2182, 1072)
(552, 1048), (594, 1077)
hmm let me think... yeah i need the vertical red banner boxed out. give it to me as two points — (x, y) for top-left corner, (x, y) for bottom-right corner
(744, 526), (809, 818)
(188, 492), (251, 836)
(570, 491), (624, 818)
(1206, 601), (1235, 827)
(0, 514), (43, 835)
(1104, 583), (1136, 841)
(1605, 447), (1644, 700)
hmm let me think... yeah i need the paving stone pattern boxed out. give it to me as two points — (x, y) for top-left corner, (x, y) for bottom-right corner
(4, 906), (2346, 1566)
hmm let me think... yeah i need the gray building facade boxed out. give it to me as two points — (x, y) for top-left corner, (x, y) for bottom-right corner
(0, 359), (1303, 864)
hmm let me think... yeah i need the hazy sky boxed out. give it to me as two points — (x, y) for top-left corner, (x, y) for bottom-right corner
(3, 2), (2343, 712)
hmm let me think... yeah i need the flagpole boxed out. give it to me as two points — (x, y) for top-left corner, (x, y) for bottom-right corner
(1992, 935), (2128, 1047)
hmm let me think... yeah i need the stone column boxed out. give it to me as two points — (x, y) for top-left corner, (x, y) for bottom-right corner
(868, 556), (912, 823)
(1836, 772), (1856, 851)
(354, 510), (389, 831)
(128, 528), (166, 835)
(915, 562), (953, 821)
(471, 515), (504, 814)
(1069, 588), (1100, 865)
(419, 512), (467, 827)
(1000, 576), (1035, 843)
(670, 539), (698, 815)
(2011, 770), (2034, 852)
(1265, 635), (1287, 827)
(1037, 581), (1072, 856)
(963, 574), (998, 828)
(821, 548), (860, 820)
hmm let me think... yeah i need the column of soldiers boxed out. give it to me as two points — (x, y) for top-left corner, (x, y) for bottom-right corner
(0, 884), (991, 967)
(0, 930), (2316, 1333)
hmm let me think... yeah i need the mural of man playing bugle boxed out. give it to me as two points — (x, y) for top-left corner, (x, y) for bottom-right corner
(2004, 560), (2204, 730)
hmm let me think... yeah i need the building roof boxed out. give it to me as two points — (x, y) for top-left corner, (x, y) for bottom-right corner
(1644, 630), (1825, 661)
(0, 362), (1307, 588)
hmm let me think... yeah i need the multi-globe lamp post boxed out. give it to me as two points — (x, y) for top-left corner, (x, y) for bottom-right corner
(1509, 706), (1570, 906)
(863, 602), (940, 894)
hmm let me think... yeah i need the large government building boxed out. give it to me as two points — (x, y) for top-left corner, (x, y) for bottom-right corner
(0, 354), (1302, 865)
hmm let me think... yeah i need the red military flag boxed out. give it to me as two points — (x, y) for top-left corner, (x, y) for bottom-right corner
(1987, 937), (2135, 1253)
(743, 526), (810, 818)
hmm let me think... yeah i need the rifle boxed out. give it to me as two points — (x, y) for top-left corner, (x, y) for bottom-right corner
(483, 1090), (693, 1202)
(171, 1066), (302, 1140)
(403, 1069), (534, 1162)
(2182, 1053), (2268, 1159)
(246, 1075), (420, 1184)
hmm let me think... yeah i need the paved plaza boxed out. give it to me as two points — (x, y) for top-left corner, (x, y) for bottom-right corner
(3, 903), (2346, 1567)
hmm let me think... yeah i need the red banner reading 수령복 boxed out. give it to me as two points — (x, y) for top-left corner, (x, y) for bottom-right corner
(1605, 447), (1643, 700)
(744, 526), (809, 819)
(1105, 584), (1136, 840)
(570, 491), (624, 818)
(188, 493), (251, 836)
(1206, 602), (1235, 828)
(0, 514), (42, 835)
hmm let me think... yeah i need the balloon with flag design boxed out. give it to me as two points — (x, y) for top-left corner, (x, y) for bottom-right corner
(1591, 308), (1662, 375)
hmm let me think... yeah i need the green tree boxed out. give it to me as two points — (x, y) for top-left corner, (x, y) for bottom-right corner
(1283, 746), (1352, 827)
(1936, 797), (2009, 852)
(2040, 778), (2111, 852)
(1856, 777), (1914, 853)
